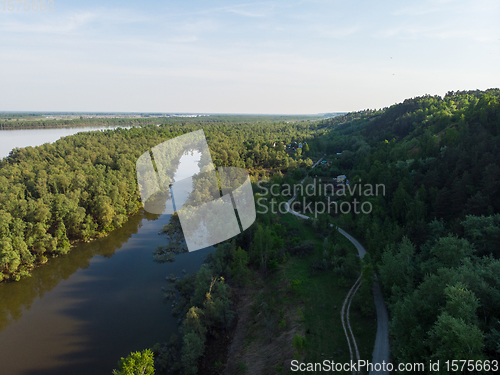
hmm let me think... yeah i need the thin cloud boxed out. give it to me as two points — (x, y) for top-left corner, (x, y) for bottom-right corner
(374, 25), (497, 43)
(198, 2), (276, 18)
(180, 19), (219, 33)
(391, 7), (441, 16)
(0, 8), (154, 35)
(0, 12), (95, 34)
(167, 36), (199, 44)
(316, 25), (360, 39)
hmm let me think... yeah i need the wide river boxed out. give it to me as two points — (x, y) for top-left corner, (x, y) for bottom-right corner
(0, 126), (210, 375)
(0, 125), (136, 159)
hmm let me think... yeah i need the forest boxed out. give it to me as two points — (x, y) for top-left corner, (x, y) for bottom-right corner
(1, 89), (500, 374)
(310, 88), (500, 370)
(139, 88), (500, 374)
(0, 119), (317, 282)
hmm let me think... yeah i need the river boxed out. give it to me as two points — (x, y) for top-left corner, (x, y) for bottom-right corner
(0, 126), (136, 160)
(0, 127), (210, 375)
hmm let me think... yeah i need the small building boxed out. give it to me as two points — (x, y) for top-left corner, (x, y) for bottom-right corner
(337, 175), (347, 183)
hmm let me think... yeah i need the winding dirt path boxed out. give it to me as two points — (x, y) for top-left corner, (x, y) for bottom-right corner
(346, 277), (362, 364)
(284, 158), (390, 374)
(341, 274), (362, 364)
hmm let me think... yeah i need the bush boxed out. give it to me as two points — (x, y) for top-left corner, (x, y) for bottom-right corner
(112, 349), (155, 375)
(268, 259), (279, 273)
(237, 361), (248, 374)
(290, 279), (302, 295)
(289, 241), (315, 257)
(279, 318), (286, 329)
(292, 334), (306, 351)
(181, 332), (205, 375)
(309, 259), (332, 275)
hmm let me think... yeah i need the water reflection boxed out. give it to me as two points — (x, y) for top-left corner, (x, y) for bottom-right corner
(0, 208), (211, 375)
(0, 147), (211, 375)
(0, 212), (150, 333)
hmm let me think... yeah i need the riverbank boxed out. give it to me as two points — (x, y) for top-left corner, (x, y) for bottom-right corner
(0, 207), (206, 375)
(0, 205), (147, 284)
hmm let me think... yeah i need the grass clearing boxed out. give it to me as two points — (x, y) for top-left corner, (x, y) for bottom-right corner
(226, 212), (377, 374)
(280, 213), (377, 371)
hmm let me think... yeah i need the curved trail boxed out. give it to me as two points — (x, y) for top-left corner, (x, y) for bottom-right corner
(341, 274), (362, 364)
(284, 158), (390, 375)
(346, 277), (362, 364)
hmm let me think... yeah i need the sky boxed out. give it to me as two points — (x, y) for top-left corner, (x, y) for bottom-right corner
(0, 0), (499, 114)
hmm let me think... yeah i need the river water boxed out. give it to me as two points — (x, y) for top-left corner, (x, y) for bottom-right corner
(0, 127), (210, 375)
(0, 126), (136, 159)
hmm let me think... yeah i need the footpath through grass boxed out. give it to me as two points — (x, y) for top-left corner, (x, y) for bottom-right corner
(226, 212), (377, 374)
(280, 214), (377, 373)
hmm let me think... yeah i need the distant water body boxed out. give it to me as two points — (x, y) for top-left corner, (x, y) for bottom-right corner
(0, 125), (135, 159)
(0, 128), (210, 374)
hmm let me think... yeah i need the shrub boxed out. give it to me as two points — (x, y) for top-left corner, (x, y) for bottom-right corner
(309, 258), (331, 275)
(289, 241), (315, 257)
(290, 279), (302, 295)
(292, 334), (305, 351)
(268, 259), (279, 273)
(237, 361), (248, 374)
(112, 349), (155, 375)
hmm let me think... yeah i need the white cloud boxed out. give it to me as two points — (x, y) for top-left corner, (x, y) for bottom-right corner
(315, 25), (360, 39)
(198, 2), (276, 18)
(373, 24), (497, 43)
(0, 11), (95, 34)
(391, 7), (440, 16)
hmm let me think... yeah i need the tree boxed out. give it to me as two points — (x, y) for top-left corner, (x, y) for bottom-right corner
(0, 238), (20, 272)
(183, 306), (206, 338)
(112, 349), (155, 375)
(252, 224), (272, 273)
(428, 312), (485, 369)
(430, 235), (475, 269)
(231, 247), (250, 286)
(54, 221), (70, 254)
(461, 214), (500, 258)
(181, 332), (205, 375)
(379, 237), (416, 304)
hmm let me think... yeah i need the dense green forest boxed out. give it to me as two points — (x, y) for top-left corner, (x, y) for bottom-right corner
(309, 89), (500, 370)
(0, 120), (317, 282)
(152, 88), (500, 373)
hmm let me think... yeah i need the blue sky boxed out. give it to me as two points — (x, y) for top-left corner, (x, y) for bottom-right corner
(1, 0), (499, 113)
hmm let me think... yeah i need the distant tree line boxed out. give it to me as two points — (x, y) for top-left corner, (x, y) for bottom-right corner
(0, 115), (321, 129)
